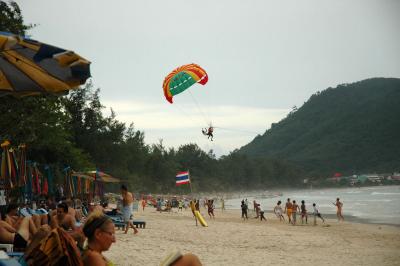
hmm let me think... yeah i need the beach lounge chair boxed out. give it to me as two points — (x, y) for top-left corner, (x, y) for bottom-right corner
(0, 250), (26, 266)
(108, 215), (146, 229)
(0, 245), (13, 253)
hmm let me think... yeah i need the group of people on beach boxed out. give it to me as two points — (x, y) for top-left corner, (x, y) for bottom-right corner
(239, 197), (344, 225)
(0, 184), (143, 266)
(274, 197), (344, 225)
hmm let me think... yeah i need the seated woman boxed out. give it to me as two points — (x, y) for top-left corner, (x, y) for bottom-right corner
(82, 211), (116, 266)
(0, 213), (30, 250)
(4, 203), (39, 238)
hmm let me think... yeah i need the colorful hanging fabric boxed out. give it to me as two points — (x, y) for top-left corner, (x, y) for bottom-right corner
(32, 163), (41, 194)
(63, 166), (72, 198)
(25, 162), (33, 201)
(72, 175), (77, 197)
(1, 140), (17, 188)
(42, 172), (48, 195)
(77, 176), (81, 195)
(18, 144), (27, 187)
(44, 166), (54, 196)
(9, 148), (19, 187)
(85, 179), (90, 194)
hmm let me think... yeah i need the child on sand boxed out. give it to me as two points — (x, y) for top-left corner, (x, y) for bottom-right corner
(333, 198), (344, 221)
(312, 203), (325, 225)
(207, 200), (215, 219)
(300, 200), (308, 224)
(274, 201), (285, 222)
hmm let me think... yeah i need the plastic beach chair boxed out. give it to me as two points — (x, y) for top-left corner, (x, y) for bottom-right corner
(0, 245), (13, 253)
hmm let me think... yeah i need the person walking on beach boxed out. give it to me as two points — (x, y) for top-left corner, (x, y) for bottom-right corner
(333, 198), (344, 221)
(274, 201), (285, 221)
(141, 198), (146, 212)
(120, 185), (138, 234)
(221, 198), (225, 212)
(190, 199), (198, 226)
(300, 200), (308, 224)
(254, 203), (261, 218)
(241, 200), (248, 220)
(207, 200), (215, 219)
(284, 198), (292, 224)
(195, 199), (200, 212)
(259, 205), (267, 221)
(291, 200), (300, 225)
(178, 200), (183, 211)
(312, 203), (325, 225)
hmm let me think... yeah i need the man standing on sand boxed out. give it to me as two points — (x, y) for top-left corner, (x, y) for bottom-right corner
(291, 200), (300, 225)
(300, 200), (308, 224)
(121, 185), (138, 234)
(333, 198), (344, 221)
(241, 200), (248, 220)
(284, 198), (292, 224)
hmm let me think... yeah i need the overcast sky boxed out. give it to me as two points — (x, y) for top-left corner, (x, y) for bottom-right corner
(18, 0), (400, 156)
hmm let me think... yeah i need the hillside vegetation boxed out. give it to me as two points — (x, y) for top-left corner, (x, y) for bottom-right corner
(239, 78), (400, 176)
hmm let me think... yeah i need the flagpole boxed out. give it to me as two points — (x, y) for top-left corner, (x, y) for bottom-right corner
(188, 170), (193, 195)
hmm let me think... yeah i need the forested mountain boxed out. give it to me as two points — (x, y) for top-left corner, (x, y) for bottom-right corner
(239, 78), (400, 176)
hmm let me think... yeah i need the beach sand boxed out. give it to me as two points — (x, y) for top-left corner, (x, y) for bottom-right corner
(105, 207), (400, 266)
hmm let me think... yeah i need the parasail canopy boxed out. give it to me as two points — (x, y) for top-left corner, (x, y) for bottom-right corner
(162, 63), (208, 103)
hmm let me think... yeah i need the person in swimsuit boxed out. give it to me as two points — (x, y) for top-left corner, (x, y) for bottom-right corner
(0, 217), (30, 250)
(82, 212), (116, 266)
(241, 200), (248, 220)
(333, 198), (344, 221)
(121, 184), (139, 234)
(51, 202), (85, 247)
(284, 198), (292, 224)
(274, 201), (285, 221)
(291, 200), (300, 225)
(259, 205), (267, 221)
(141, 198), (147, 212)
(190, 199), (198, 226)
(207, 200), (215, 219)
(300, 200), (308, 224)
(5, 203), (38, 238)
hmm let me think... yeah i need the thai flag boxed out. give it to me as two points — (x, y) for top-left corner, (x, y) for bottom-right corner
(176, 171), (190, 186)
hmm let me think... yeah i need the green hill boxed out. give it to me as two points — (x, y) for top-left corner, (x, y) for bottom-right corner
(239, 78), (400, 176)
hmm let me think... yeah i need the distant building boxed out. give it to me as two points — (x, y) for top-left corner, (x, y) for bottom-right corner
(388, 173), (400, 181)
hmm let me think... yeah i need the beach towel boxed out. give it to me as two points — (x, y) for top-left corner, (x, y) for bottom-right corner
(24, 228), (83, 266)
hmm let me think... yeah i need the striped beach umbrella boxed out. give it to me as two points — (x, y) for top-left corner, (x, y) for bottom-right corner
(0, 31), (91, 97)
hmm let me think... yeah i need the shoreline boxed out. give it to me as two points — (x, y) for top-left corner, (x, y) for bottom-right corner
(255, 210), (400, 227)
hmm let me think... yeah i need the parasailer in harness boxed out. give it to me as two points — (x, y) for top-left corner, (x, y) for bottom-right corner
(202, 126), (214, 141)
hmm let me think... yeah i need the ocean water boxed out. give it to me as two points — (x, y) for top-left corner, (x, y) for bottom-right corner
(224, 185), (400, 225)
